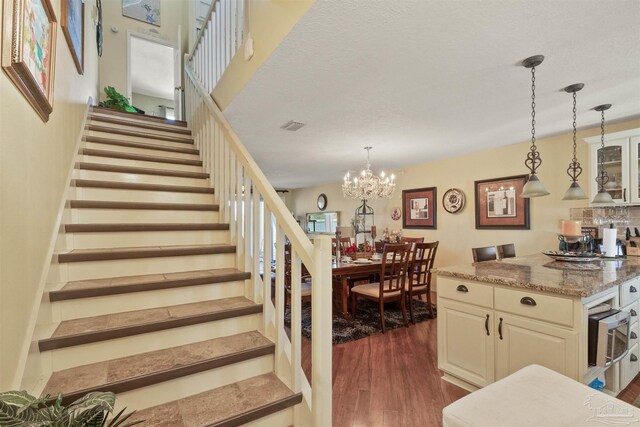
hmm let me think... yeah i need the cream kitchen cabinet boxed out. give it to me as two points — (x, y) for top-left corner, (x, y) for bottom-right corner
(586, 128), (640, 204)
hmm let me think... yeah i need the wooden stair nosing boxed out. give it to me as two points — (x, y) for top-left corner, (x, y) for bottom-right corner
(68, 200), (219, 211)
(86, 124), (194, 144)
(80, 148), (203, 166)
(89, 114), (192, 135)
(84, 136), (198, 155)
(57, 245), (236, 263)
(38, 303), (263, 351)
(209, 393), (304, 427)
(76, 162), (209, 179)
(65, 223), (229, 232)
(49, 270), (251, 301)
(72, 179), (215, 194)
(91, 106), (188, 127)
(53, 344), (275, 406)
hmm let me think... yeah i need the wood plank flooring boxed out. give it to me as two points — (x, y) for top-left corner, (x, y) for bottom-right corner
(301, 317), (640, 426)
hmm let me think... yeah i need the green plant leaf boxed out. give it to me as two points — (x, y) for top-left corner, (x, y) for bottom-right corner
(0, 400), (48, 427)
(0, 390), (41, 407)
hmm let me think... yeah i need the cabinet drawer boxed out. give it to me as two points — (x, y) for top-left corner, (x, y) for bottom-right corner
(438, 277), (493, 309)
(494, 287), (573, 327)
(621, 300), (640, 323)
(621, 278), (640, 307)
(621, 343), (640, 390)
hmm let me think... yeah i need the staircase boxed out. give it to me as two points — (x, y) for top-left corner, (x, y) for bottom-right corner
(39, 107), (303, 425)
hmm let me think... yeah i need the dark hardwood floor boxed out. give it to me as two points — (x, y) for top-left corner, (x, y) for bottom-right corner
(300, 314), (640, 426)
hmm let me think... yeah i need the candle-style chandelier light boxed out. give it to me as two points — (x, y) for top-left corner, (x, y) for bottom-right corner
(342, 147), (396, 200)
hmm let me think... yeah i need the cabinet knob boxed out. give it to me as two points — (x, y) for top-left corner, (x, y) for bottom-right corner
(630, 285), (637, 293)
(520, 296), (537, 306)
(632, 309), (637, 317)
(456, 285), (469, 293)
(632, 332), (637, 339)
(631, 354), (638, 362)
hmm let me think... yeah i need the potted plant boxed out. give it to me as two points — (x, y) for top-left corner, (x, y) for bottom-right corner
(98, 86), (140, 113)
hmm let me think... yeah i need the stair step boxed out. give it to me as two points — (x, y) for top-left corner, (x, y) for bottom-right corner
(58, 244), (235, 263)
(50, 268), (250, 301)
(72, 179), (215, 194)
(80, 148), (202, 166)
(39, 297), (261, 351)
(65, 223), (228, 233)
(89, 114), (192, 135)
(86, 124), (194, 144)
(76, 162), (209, 179)
(69, 200), (219, 211)
(42, 331), (274, 404)
(84, 136), (199, 155)
(128, 373), (301, 427)
(91, 106), (188, 127)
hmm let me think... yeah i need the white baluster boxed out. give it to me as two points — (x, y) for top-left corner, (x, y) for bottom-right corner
(244, 172), (251, 274)
(252, 187), (262, 303)
(263, 205), (273, 337)
(235, 159), (243, 267)
(290, 249), (302, 393)
(274, 227), (286, 377)
(229, 152), (236, 242)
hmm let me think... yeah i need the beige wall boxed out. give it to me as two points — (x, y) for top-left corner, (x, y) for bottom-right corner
(212, 0), (315, 110)
(0, 0), (99, 389)
(99, 0), (188, 100)
(291, 119), (640, 270)
(132, 92), (175, 117)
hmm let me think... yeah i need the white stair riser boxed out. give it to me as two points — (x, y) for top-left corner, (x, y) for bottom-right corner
(80, 155), (202, 173)
(88, 119), (192, 138)
(86, 129), (194, 149)
(76, 187), (215, 204)
(65, 253), (236, 281)
(71, 208), (219, 224)
(116, 355), (274, 411)
(48, 314), (261, 370)
(84, 141), (200, 160)
(71, 229), (229, 249)
(53, 279), (245, 320)
(75, 169), (210, 187)
(243, 408), (294, 427)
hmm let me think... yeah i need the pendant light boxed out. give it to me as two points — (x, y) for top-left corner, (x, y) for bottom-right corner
(520, 55), (550, 198)
(562, 83), (588, 200)
(592, 104), (614, 204)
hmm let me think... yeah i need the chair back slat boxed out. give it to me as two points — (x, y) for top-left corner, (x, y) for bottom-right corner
(497, 243), (516, 259)
(410, 241), (439, 287)
(380, 243), (411, 294)
(332, 237), (352, 255)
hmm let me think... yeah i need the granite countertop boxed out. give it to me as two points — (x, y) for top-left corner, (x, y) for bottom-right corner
(435, 254), (640, 297)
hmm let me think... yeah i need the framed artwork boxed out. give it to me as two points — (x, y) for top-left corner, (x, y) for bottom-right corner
(61, 0), (84, 74)
(2, 0), (57, 122)
(122, 0), (161, 26)
(474, 175), (530, 229)
(402, 187), (437, 229)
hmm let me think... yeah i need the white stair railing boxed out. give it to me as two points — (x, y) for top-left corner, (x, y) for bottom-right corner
(184, 12), (332, 422)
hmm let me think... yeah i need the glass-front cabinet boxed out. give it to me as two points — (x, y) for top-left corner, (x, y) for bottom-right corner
(586, 129), (640, 205)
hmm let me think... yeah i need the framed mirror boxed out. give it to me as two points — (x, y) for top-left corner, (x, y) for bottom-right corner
(306, 212), (339, 234)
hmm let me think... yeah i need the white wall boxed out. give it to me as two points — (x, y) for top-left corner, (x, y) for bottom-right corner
(132, 92), (175, 117)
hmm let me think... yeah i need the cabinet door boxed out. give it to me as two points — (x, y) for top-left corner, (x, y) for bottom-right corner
(630, 137), (640, 203)
(495, 313), (578, 381)
(438, 299), (494, 387)
(589, 138), (629, 203)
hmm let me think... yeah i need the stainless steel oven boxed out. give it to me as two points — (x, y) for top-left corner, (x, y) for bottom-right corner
(588, 309), (631, 367)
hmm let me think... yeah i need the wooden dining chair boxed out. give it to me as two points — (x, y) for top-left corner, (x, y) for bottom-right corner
(406, 241), (439, 322)
(350, 243), (411, 333)
(284, 244), (312, 305)
(497, 243), (516, 260)
(332, 237), (352, 255)
(472, 246), (497, 262)
(400, 237), (425, 244)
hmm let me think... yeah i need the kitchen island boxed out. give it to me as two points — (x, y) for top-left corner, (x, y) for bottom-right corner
(435, 254), (640, 395)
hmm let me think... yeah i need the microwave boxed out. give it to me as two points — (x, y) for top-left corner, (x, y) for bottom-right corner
(588, 309), (630, 367)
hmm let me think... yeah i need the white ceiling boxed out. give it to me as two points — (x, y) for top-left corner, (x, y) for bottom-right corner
(224, 0), (640, 189)
(131, 36), (174, 100)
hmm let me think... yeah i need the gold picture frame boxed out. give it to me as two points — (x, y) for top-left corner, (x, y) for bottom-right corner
(2, 0), (58, 122)
(61, 0), (84, 74)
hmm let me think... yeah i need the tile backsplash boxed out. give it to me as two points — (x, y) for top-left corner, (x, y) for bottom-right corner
(570, 206), (635, 238)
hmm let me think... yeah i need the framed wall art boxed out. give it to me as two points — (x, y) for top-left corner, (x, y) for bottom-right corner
(402, 187), (437, 229)
(61, 0), (84, 74)
(474, 175), (530, 229)
(2, 0), (57, 122)
(122, 0), (161, 26)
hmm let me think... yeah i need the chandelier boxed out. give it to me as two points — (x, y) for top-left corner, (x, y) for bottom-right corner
(342, 147), (395, 200)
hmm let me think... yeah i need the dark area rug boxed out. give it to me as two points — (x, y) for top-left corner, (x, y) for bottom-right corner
(285, 299), (436, 345)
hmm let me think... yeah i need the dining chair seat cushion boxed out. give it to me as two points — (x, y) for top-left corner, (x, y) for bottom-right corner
(405, 283), (428, 293)
(351, 282), (401, 298)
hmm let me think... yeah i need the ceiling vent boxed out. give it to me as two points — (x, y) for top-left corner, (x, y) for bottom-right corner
(280, 121), (305, 131)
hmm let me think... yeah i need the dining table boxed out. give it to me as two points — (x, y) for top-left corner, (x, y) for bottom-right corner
(332, 259), (384, 317)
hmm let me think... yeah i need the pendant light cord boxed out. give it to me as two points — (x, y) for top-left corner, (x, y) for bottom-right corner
(524, 66), (542, 175)
(566, 90), (583, 182)
(596, 110), (610, 189)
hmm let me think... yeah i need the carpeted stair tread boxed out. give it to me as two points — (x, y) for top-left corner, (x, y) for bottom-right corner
(84, 135), (199, 154)
(86, 124), (194, 144)
(91, 107), (188, 127)
(69, 200), (219, 211)
(49, 268), (250, 301)
(128, 373), (302, 427)
(72, 179), (215, 194)
(76, 162), (209, 179)
(57, 244), (236, 263)
(39, 297), (261, 351)
(89, 114), (192, 134)
(65, 222), (229, 232)
(42, 331), (274, 403)
(80, 148), (203, 166)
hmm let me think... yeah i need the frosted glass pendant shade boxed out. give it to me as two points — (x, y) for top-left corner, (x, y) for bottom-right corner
(562, 182), (588, 200)
(520, 174), (550, 198)
(592, 188), (614, 204)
